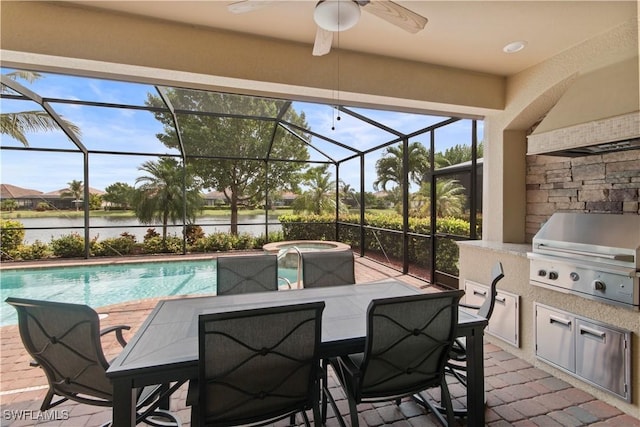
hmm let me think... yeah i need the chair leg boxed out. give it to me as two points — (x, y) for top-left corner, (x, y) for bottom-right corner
(440, 378), (456, 426)
(312, 399), (321, 427)
(40, 389), (55, 411)
(321, 360), (328, 424)
(348, 397), (359, 427)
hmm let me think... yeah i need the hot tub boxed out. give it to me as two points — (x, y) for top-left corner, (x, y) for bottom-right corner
(263, 240), (351, 269)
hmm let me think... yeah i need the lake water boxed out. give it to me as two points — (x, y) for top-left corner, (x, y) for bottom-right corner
(13, 214), (283, 243)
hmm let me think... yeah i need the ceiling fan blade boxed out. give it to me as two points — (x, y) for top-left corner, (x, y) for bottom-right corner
(227, 0), (275, 14)
(313, 27), (333, 56)
(362, 0), (427, 33)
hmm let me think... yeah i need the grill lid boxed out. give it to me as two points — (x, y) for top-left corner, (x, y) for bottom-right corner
(532, 213), (640, 269)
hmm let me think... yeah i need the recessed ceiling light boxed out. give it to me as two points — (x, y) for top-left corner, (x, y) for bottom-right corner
(503, 41), (527, 54)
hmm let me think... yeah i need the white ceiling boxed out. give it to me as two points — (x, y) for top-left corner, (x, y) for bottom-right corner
(68, 0), (636, 76)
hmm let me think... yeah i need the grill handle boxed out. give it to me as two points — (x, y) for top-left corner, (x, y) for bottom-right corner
(537, 244), (634, 262)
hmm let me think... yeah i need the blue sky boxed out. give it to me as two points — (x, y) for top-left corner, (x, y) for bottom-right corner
(1, 69), (482, 193)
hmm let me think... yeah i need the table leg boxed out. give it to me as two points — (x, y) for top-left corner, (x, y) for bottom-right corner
(465, 326), (485, 427)
(112, 378), (136, 427)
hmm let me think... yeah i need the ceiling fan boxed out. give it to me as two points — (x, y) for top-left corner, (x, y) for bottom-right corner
(227, 0), (428, 56)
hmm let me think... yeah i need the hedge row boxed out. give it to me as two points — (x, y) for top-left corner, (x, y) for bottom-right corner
(2, 214), (476, 277)
(279, 213), (475, 276)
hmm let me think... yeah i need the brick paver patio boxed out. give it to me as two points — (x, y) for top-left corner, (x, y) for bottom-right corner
(1, 256), (638, 426)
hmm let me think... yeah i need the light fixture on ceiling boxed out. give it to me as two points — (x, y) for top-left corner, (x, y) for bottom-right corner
(503, 40), (527, 54)
(314, 0), (361, 32)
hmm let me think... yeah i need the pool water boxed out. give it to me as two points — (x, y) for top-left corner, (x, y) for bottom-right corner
(0, 260), (299, 326)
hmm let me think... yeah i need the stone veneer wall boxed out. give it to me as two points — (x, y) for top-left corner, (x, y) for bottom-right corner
(525, 148), (640, 241)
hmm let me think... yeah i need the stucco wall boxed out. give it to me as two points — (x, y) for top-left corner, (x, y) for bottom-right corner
(461, 16), (639, 418)
(482, 18), (639, 243)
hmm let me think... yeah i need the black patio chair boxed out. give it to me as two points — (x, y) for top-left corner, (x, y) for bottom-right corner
(187, 301), (325, 427)
(5, 297), (182, 426)
(216, 254), (280, 295)
(325, 290), (464, 427)
(444, 261), (504, 415)
(301, 250), (355, 288)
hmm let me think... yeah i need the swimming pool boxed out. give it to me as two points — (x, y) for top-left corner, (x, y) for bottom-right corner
(0, 260), (298, 327)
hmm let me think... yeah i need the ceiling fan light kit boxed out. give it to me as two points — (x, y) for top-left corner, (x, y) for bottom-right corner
(314, 0), (361, 32)
(228, 0), (427, 56)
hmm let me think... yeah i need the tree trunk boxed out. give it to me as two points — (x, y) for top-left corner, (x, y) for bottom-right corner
(162, 212), (168, 242)
(230, 192), (238, 235)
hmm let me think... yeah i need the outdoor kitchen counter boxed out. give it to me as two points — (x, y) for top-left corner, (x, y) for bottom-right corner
(457, 240), (530, 257)
(457, 240), (640, 418)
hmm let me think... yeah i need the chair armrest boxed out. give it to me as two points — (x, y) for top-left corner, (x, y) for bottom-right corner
(459, 302), (481, 311)
(100, 325), (131, 348)
(331, 354), (361, 380)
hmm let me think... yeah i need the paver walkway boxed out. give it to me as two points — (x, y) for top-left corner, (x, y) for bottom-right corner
(1, 256), (638, 426)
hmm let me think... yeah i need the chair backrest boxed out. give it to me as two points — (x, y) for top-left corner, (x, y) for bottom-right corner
(197, 302), (325, 426)
(5, 297), (113, 403)
(477, 261), (505, 320)
(216, 254), (278, 295)
(356, 290), (464, 401)
(301, 250), (355, 288)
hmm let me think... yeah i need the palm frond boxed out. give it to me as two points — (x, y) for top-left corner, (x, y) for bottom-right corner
(4, 70), (43, 83)
(0, 111), (81, 147)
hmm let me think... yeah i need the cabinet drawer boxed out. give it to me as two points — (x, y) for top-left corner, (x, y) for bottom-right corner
(464, 280), (519, 347)
(535, 305), (575, 372)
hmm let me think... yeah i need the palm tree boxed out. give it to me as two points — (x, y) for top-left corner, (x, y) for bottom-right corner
(373, 142), (429, 192)
(1, 71), (81, 147)
(339, 181), (357, 209)
(61, 180), (84, 211)
(413, 179), (467, 218)
(292, 165), (343, 215)
(133, 157), (203, 241)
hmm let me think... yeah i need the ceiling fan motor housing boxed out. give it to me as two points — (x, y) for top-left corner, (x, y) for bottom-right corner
(314, 0), (361, 32)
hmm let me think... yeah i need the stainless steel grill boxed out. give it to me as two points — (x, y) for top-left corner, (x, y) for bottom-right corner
(528, 213), (640, 309)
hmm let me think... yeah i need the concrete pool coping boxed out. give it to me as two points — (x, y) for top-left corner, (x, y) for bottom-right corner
(262, 240), (351, 254)
(0, 251), (261, 271)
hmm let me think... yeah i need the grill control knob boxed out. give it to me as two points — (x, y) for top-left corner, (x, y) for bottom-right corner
(593, 280), (606, 291)
(570, 272), (580, 281)
(538, 269), (547, 277)
(548, 271), (559, 280)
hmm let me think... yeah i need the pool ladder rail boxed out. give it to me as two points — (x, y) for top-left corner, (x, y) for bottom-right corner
(277, 246), (303, 290)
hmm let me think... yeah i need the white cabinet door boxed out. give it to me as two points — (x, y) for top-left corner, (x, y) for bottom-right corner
(464, 280), (519, 347)
(535, 304), (575, 373)
(576, 318), (630, 400)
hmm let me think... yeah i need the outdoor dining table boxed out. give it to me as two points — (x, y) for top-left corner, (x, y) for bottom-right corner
(106, 279), (488, 427)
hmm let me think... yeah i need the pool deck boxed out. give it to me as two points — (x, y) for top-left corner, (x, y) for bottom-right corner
(1, 254), (638, 426)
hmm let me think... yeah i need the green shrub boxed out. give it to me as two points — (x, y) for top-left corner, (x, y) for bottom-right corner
(234, 233), (257, 250)
(184, 224), (205, 246)
(142, 236), (183, 254)
(193, 232), (234, 252)
(144, 228), (160, 241)
(0, 219), (25, 254)
(11, 241), (51, 260)
(50, 233), (85, 258)
(93, 235), (137, 256)
(35, 202), (50, 211)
